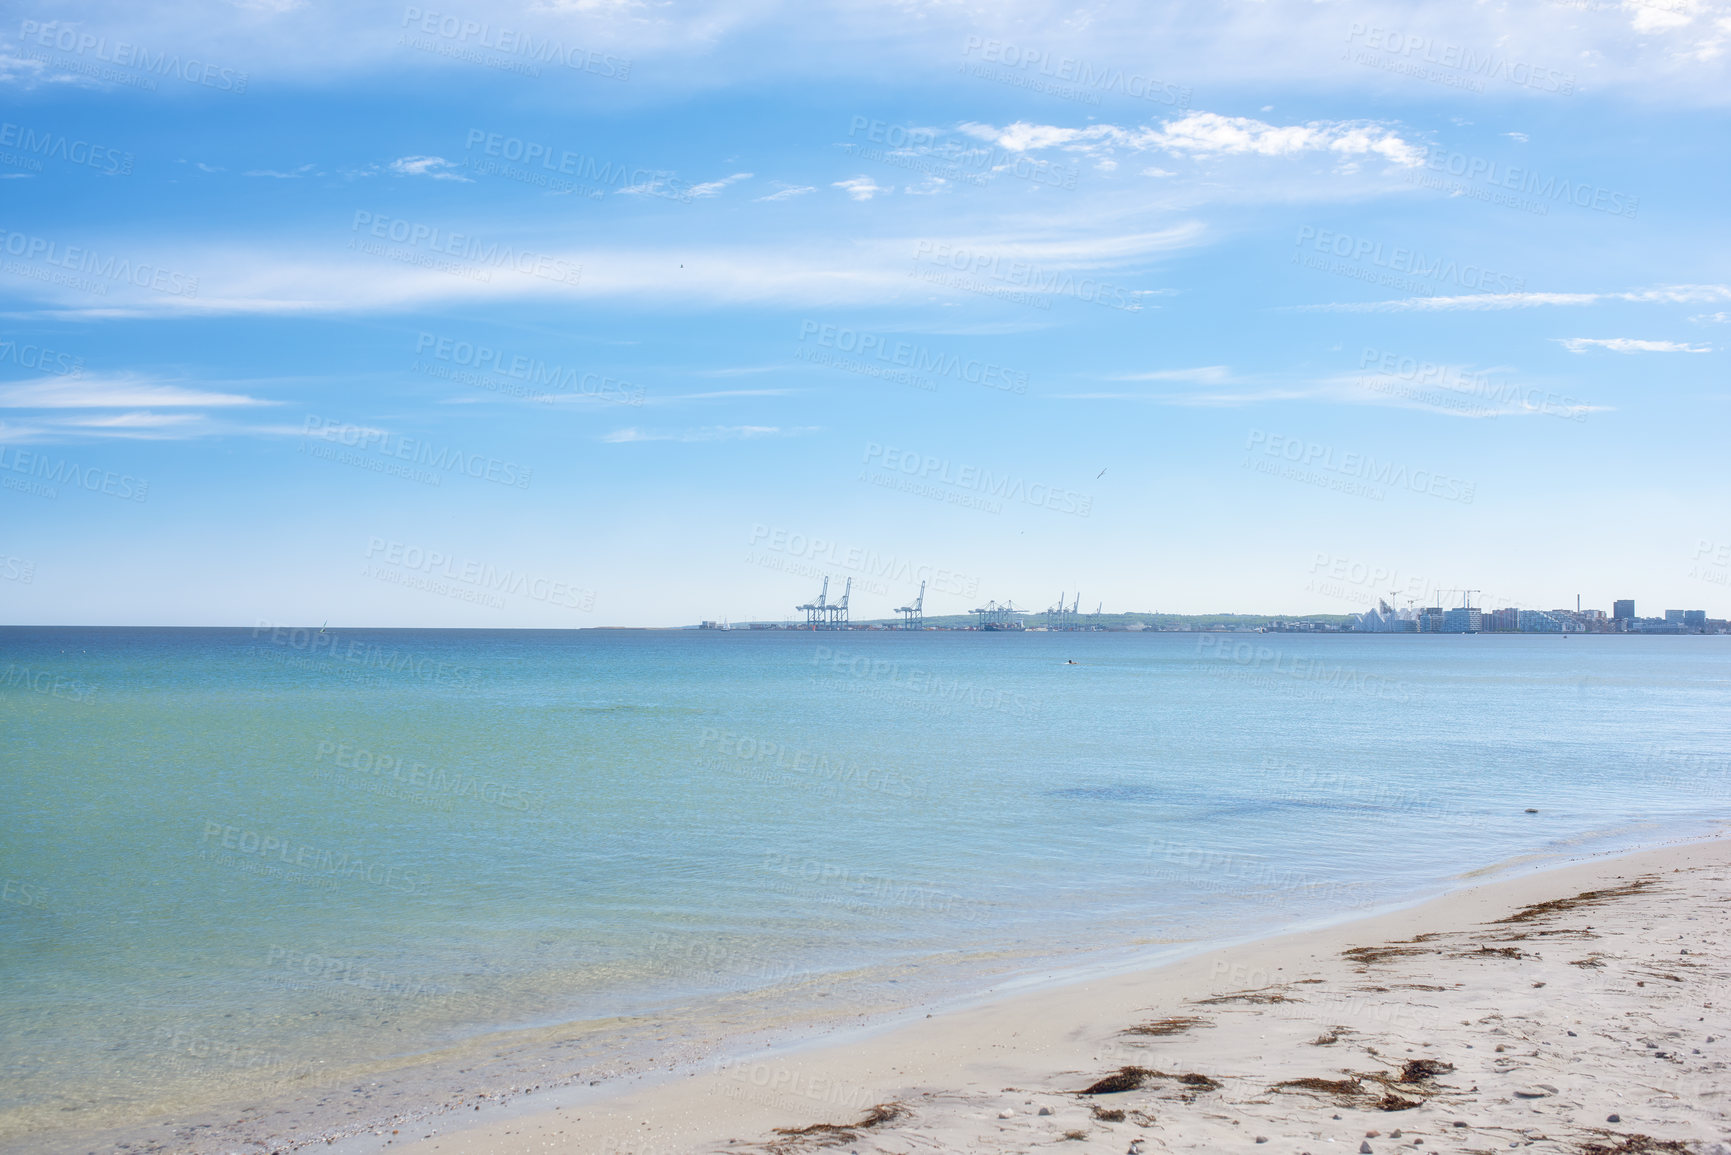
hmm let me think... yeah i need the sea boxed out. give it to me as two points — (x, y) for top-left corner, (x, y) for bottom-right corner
(1, 626), (1726, 1152)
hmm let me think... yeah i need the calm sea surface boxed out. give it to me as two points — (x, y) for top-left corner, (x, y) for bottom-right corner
(2, 627), (1727, 1146)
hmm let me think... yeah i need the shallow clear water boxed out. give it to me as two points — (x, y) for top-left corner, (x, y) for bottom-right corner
(2, 627), (1727, 1142)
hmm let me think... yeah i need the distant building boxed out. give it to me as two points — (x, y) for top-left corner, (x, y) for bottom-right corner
(1665, 609), (1686, 624)
(1487, 608), (1520, 632)
(1613, 599), (1636, 621)
(1418, 606), (1447, 632)
(1442, 607), (1482, 633)
(1354, 600), (1418, 632)
(1518, 610), (1563, 632)
(1684, 610), (1707, 628)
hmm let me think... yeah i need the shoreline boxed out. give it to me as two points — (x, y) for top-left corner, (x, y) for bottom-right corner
(356, 831), (1731, 1154)
(10, 830), (1725, 1155)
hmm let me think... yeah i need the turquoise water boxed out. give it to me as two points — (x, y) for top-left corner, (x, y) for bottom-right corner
(2, 627), (1728, 1146)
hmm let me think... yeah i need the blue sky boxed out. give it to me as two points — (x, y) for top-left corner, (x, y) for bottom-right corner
(1, 0), (1727, 626)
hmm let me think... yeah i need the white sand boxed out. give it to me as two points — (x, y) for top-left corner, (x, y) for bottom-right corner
(387, 837), (1730, 1155)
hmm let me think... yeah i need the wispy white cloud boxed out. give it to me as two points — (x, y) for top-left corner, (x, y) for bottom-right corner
(1557, 337), (1712, 353)
(602, 424), (821, 443)
(962, 112), (1424, 168)
(388, 155), (472, 182)
(1106, 366), (1233, 384)
(755, 184), (815, 202)
(245, 163), (321, 179)
(1296, 284), (1731, 313)
(0, 377), (278, 408)
(833, 176), (888, 200)
(1057, 365), (1604, 420)
(687, 171), (753, 197)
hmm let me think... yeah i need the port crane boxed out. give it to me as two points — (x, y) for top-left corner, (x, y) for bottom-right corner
(895, 580), (925, 630)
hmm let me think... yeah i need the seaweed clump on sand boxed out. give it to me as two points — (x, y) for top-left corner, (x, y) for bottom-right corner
(1398, 1059), (1454, 1083)
(1080, 1067), (1154, 1095)
(1123, 1016), (1208, 1037)
(1079, 1068), (1221, 1096)
(1193, 988), (1298, 1005)
(1342, 944), (1430, 969)
(1275, 1076), (1364, 1097)
(1578, 1136), (1693, 1155)
(767, 1103), (905, 1153)
(1494, 878), (1653, 925)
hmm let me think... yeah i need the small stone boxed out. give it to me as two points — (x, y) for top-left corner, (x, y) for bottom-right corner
(1525, 808), (1538, 813)
(1513, 1088), (1552, 1099)
(1607, 1114), (1621, 1123)
(1333, 1114), (1343, 1120)
(1391, 1131), (1402, 1139)
(999, 1109), (1014, 1118)
(1256, 1139), (1268, 1145)
(1453, 1122), (1469, 1128)
(1567, 1031), (1577, 1037)
(1038, 1107), (1053, 1116)
(1360, 1144), (1373, 1154)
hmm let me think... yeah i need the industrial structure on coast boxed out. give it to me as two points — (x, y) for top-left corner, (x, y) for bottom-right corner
(695, 584), (1726, 633)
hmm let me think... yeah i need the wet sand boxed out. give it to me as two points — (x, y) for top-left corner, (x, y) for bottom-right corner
(384, 835), (1730, 1155)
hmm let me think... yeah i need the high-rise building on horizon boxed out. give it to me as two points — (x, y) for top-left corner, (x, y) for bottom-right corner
(1613, 599), (1636, 621)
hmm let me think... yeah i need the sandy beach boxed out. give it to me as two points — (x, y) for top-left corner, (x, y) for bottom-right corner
(367, 836), (1729, 1155)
